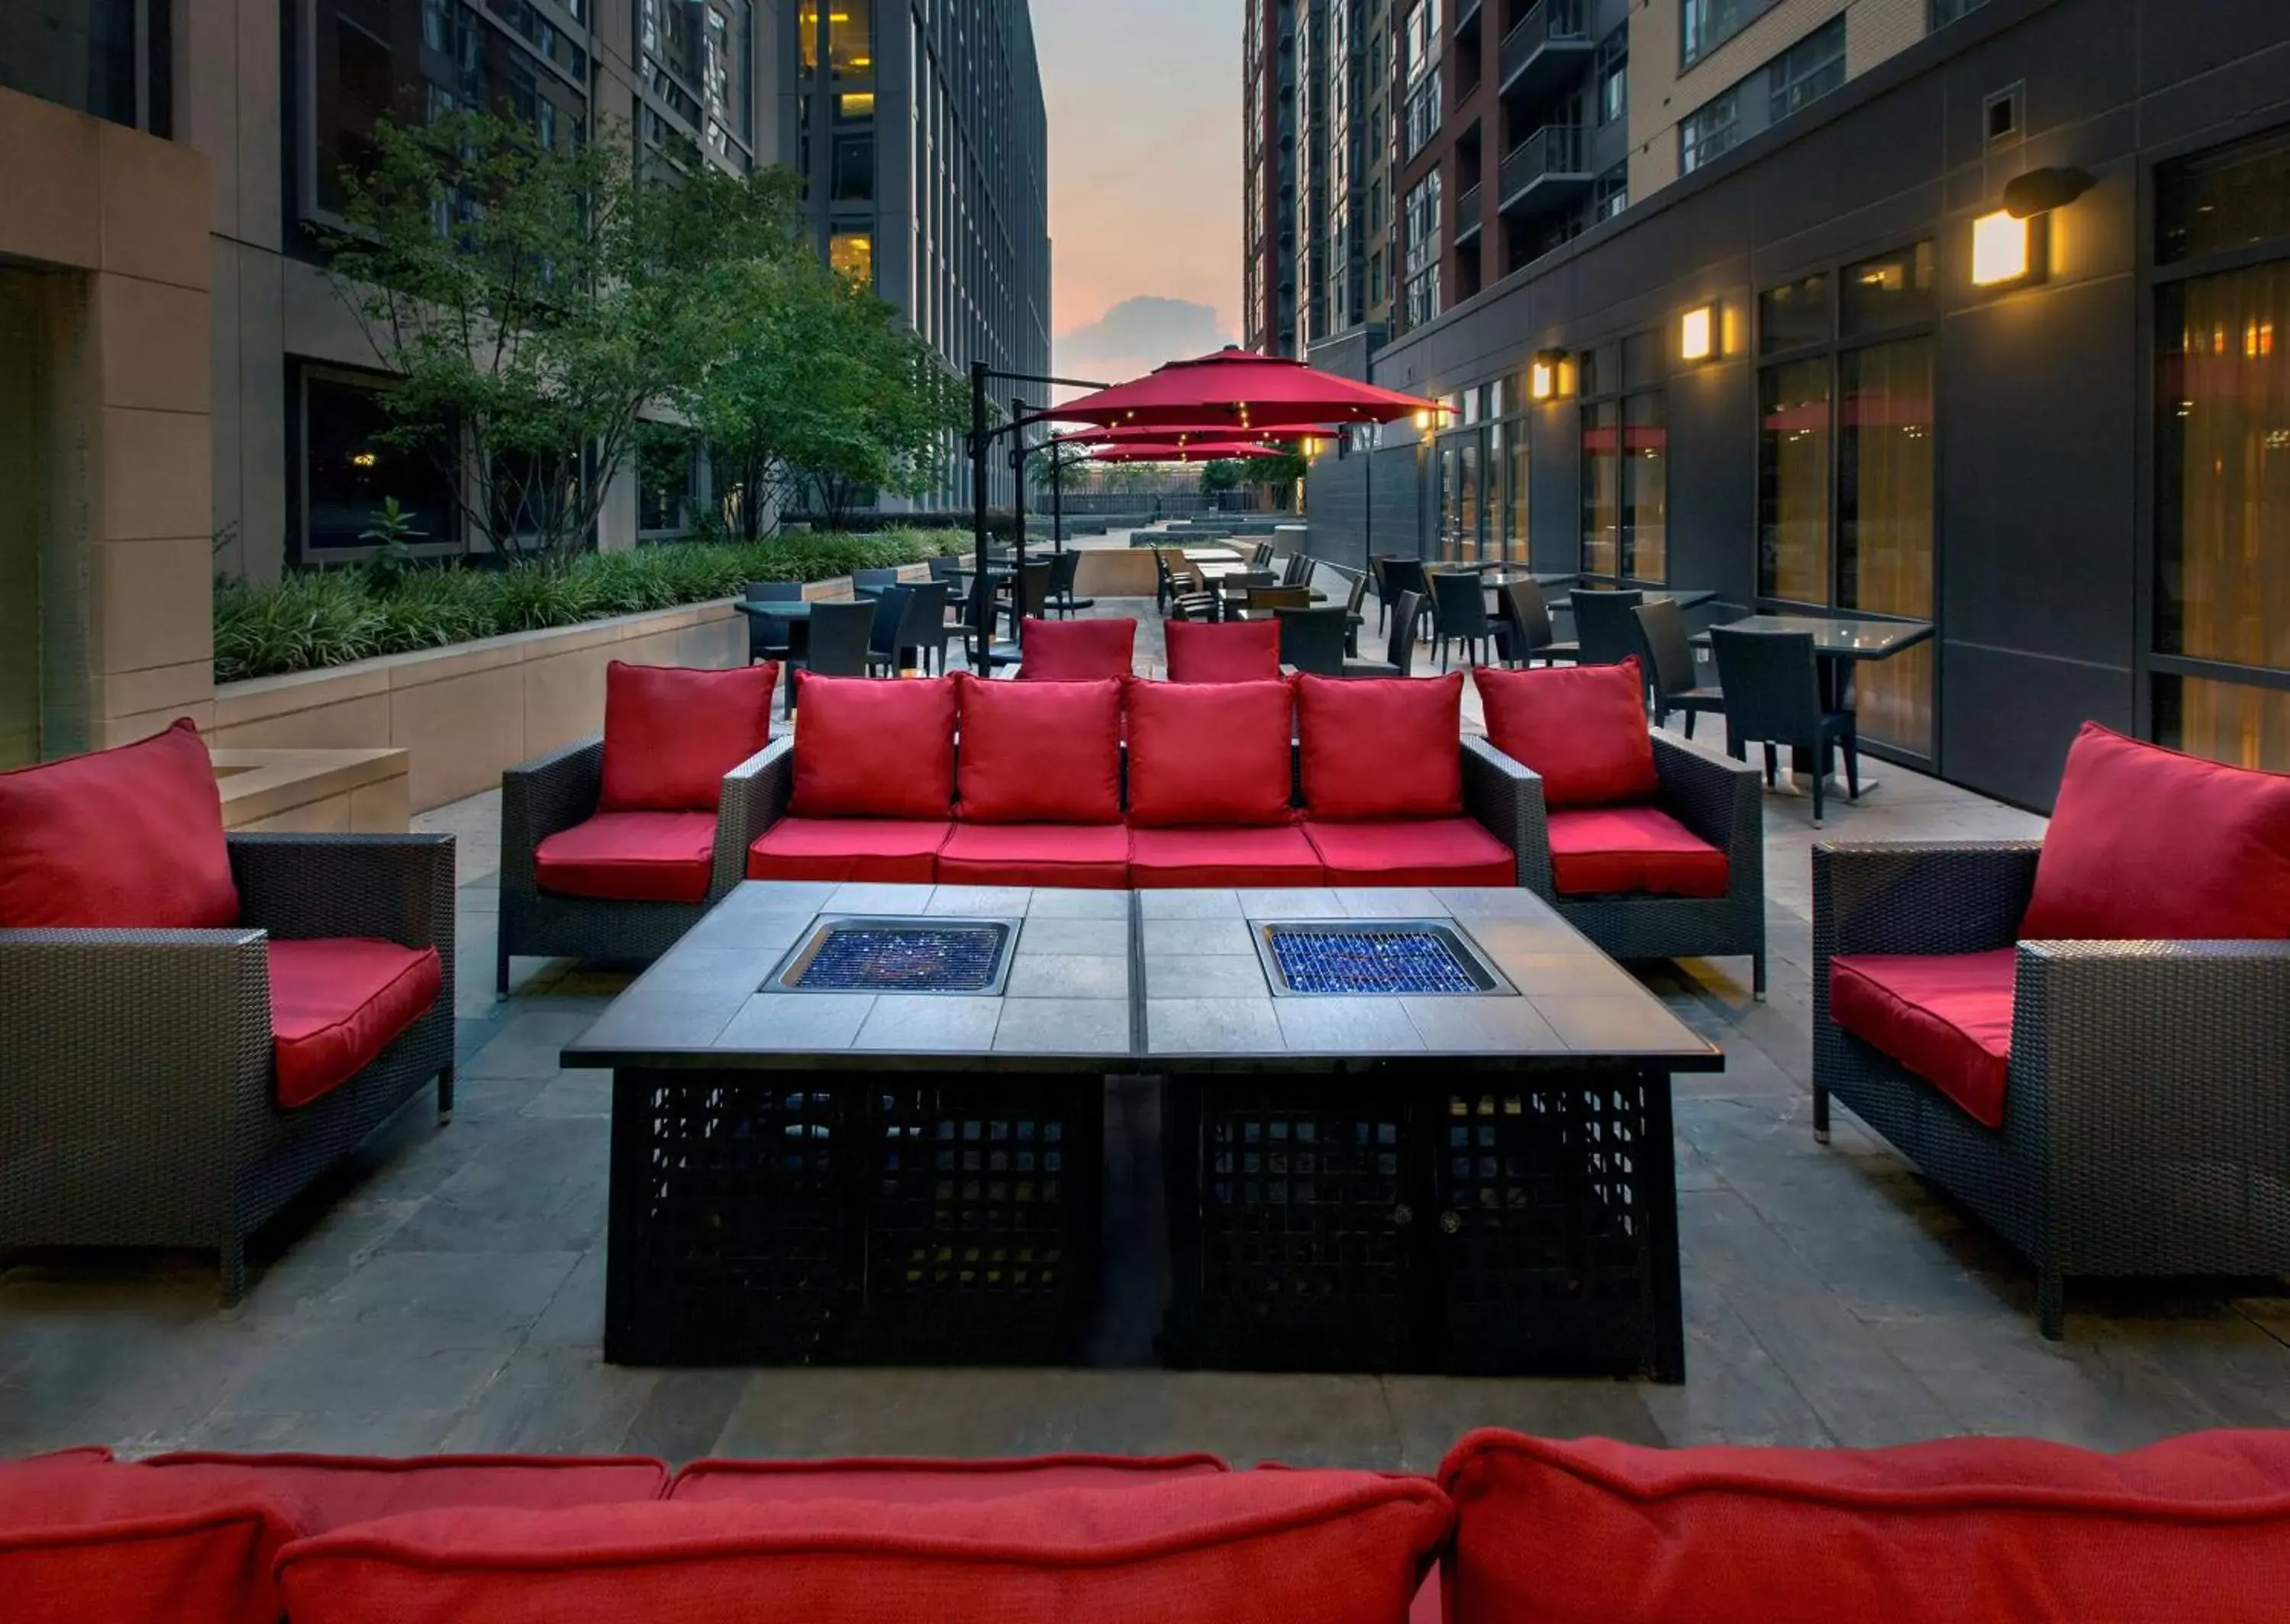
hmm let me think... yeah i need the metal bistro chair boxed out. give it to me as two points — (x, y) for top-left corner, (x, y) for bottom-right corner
(852, 567), (901, 594)
(1368, 553), (1399, 633)
(1045, 549), (1096, 617)
(1281, 551), (1313, 588)
(743, 580), (802, 667)
(1492, 579), (1577, 669)
(1381, 558), (1434, 643)
(1428, 569), (1493, 671)
(1708, 625), (1859, 826)
(1250, 540), (1276, 569)
(1336, 566), (1371, 655)
(1274, 604), (1349, 676)
(802, 598), (878, 682)
(927, 553), (969, 616)
(1634, 598), (1725, 738)
(895, 578), (954, 675)
(1343, 588), (1424, 678)
(1569, 588), (1647, 667)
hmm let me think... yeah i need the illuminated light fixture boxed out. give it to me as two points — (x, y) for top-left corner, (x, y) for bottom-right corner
(837, 92), (875, 118)
(1528, 346), (1568, 400)
(1412, 408), (1431, 428)
(1679, 304), (1715, 364)
(350, 451), (378, 468)
(1971, 209), (2031, 286)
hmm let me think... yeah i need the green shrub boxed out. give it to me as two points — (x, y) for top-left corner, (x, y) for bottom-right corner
(212, 530), (969, 683)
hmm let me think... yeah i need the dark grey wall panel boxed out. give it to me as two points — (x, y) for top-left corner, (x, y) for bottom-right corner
(1942, 642), (2135, 810)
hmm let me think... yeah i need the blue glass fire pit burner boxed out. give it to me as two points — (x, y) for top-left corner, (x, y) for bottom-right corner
(774, 917), (1016, 996)
(1262, 923), (1502, 997)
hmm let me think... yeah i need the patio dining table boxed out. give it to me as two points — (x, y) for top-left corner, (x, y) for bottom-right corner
(1691, 613), (1937, 795)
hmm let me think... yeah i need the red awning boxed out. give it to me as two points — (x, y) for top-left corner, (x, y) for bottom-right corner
(1053, 346), (1437, 430)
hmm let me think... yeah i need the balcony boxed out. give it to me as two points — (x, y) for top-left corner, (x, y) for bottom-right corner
(1498, 123), (1592, 218)
(1455, 183), (1484, 243)
(1501, 0), (1594, 105)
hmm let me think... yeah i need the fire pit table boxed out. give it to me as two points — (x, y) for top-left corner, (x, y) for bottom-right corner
(1140, 887), (1719, 1382)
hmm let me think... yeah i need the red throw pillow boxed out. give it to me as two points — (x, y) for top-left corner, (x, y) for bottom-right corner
(789, 675), (956, 820)
(598, 661), (777, 814)
(0, 718), (240, 930)
(1294, 672), (1466, 821)
(1476, 659), (1659, 808)
(1125, 678), (1296, 827)
(140, 1454), (670, 1528)
(276, 1471), (1453, 1624)
(1166, 618), (1282, 684)
(1440, 1428), (2290, 1624)
(2021, 722), (2290, 941)
(954, 674), (1123, 823)
(1019, 617), (1137, 681)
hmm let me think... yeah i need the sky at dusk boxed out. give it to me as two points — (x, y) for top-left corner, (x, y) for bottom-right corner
(1030, 2), (1241, 392)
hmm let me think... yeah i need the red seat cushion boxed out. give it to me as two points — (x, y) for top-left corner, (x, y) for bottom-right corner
(1438, 1427), (2290, 1624)
(268, 939), (444, 1110)
(669, 1454), (1230, 1504)
(1125, 678), (1296, 826)
(789, 675), (956, 820)
(534, 810), (718, 903)
(1166, 618), (1282, 683)
(598, 661), (777, 814)
(2022, 722), (2290, 942)
(1130, 825), (1326, 888)
(938, 823), (1131, 888)
(1476, 659), (1660, 808)
(1303, 817), (1516, 888)
(1018, 617), (1138, 680)
(955, 675), (1124, 823)
(141, 1454), (669, 1529)
(0, 1455), (309, 1624)
(274, 1470), (1453, 1624)
(746, 817), (951, 884)
(1830, 949), (2017, 1128)
(1545, 805), (1730, 898)
(1295, 673), (1466, 820)
(0, 718), (240, 930)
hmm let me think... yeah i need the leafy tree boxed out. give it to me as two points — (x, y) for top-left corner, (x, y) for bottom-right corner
(326, 110), (799, 559)
(1196, 459), (1245, 496)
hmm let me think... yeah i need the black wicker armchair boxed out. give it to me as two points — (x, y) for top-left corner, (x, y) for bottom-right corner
(497, 736), (782, 991)
(0, 833), (456, 1306)
(1812, 840), (2290, 1339)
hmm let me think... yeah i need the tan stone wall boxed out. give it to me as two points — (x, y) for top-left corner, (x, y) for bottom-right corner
(214, 747), (411, 834)
(1628, 0), (1929, 203)
(211, 601), (749, 813)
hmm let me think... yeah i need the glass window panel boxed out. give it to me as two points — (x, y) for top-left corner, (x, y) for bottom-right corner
(0, 0), (140, 127)
(1682, 0), (1779, 69)
(830, 230), (873, 285)
(2159, 124), (2290, 266)
(2154, 674), (2290, 772)
(1509, 422), (1530, 562)
(1760, 272), (1830, 354)
(1840, 337), (1936, 756)
(304, 374), (460, 553)
(2158, 263), (2290, 671)
(830, 0), (870, 77)
(1456, 433), (1481, 559)
(1842, 242), (1935, 336)
(1759, 358), (1831, 603)
(1768, 16), (1846, 126)
(1582, 401), (1620, 578)
(1622, 393), (1667, 583)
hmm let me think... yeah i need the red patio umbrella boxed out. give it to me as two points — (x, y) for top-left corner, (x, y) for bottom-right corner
(1085, 441), (1285, 464)
(1052, 346), (1438, 431)
(1058, 423), (1316, 449)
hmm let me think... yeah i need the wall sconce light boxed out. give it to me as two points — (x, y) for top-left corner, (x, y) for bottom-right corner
(1528, 348), (1567, 401)
(1679, 304), (1716, 364)
(1412, 408), (1433, 429)
(1971, 209), (2036, 287)
(2002, 165), (2095, 220)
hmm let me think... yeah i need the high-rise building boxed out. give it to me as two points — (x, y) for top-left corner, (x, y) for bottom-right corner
(1243, 0), (1301, 356)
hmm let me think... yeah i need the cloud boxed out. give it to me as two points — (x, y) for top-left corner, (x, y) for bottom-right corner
(1053, 296), (1237, 392)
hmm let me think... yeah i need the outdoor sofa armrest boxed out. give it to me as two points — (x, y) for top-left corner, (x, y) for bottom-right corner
(1813, 842), (2042, 962)
(499, 736), (604, 897)
(714, 736), (794, 896)
(1461, 735), (1552, 898)
(1652, 732), (1761, 860)
(230, 834), (456, 976)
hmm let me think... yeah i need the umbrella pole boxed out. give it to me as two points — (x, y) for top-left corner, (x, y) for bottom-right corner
(1053, 442), (1064, 554)
(1011, 396), (1029, 661)
(970, 360), (989, 675)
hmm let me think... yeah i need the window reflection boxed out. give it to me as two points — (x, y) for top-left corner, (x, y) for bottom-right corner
(1759, 359), (1830, 603)
(1840, 338), (1936, 756)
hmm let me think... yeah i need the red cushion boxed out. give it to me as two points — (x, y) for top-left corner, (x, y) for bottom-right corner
(1545, 805), (1730, 898)
(0, 1456), (308, 1624)
(1304, 817), (1515, 888)
(0, 718), (239, 930)
(1830, 950), (2017, 1128)
(269, 939), (443, 1109)
(598, 661), (777, 814)
(954, 675), (1124, 823)
(1295, 673), (1466, 820)
(1166, 618), (1282, 683)
(2022, 722), (2290, 942)
(1130, 825), (1326, 888)
(747, 817), (951, 884)
(937, 823), (1130, 888)
(1475, 659), (1660, 808)
(669, 1454), (1230, 1504)
(275, 1471), (1452, 1624)
(142, 1454), (669, 1528)
(534, 810), (718, 902)
(1438, 1427), (2290, 1624)
(1126, 678), (1296, 826)
(789, 675), (956, 820)
(1018, 617), (1137, 681)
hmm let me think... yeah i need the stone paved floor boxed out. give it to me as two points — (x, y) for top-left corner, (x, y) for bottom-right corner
(7, 590), (2290, 1466)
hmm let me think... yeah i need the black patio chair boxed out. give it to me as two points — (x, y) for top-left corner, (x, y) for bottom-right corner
(1282, 552), (1313, 588)
(1708, 626), (1859, 825)
(1250, 541), (1276, 569)
(1343, 588), (1424, 677)
(743, 580), (802, 666)
(1570, 588), (1647, 667)
(1368, 553), (1399, 633)
(1382, 558), (1433, 642)
(1491, 579), (1577, 669)
(1335, 566), (1370, 655)
(895, 579), (953, 675)
(1045, 549), (1095, 617)
(926, 553), (969, 616)
(852, 567), (901, 594)
(1634, 598), (1726, 738)
(1428, 569), (1492, 671)
(802, 598), (878, 682)
(1275, 605), (1349, 676)
(1156, 549), (1216, 620)
(864, 583), (914, 676)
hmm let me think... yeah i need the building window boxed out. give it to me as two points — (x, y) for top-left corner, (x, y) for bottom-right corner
(830, 230), (874, 285)
(1579, 343), (1666, 583)
(0, 0), (169, 134)
(1401, 0), (1440, 159)
(1592, 163), (1627, 223)
(2155, 129), (2290, 770)
(1768, 17), (1846, 125)
(1595, 28), (1627, 127)
(1404, 170), (1442, 328)
(637, 0), (753, 170)
(1682, 0), (1779, 70)
(1759, 359), (1831, 604)
(297, 369), (461, 558)
(832, 131), (873, 201)
(829, 0), (871, 77)
(1930, 0), (1991, 27)
(1679, 90), (1739, 176)
(1368, 250), (1383, 306)
(1405, 68), (1441, 159)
